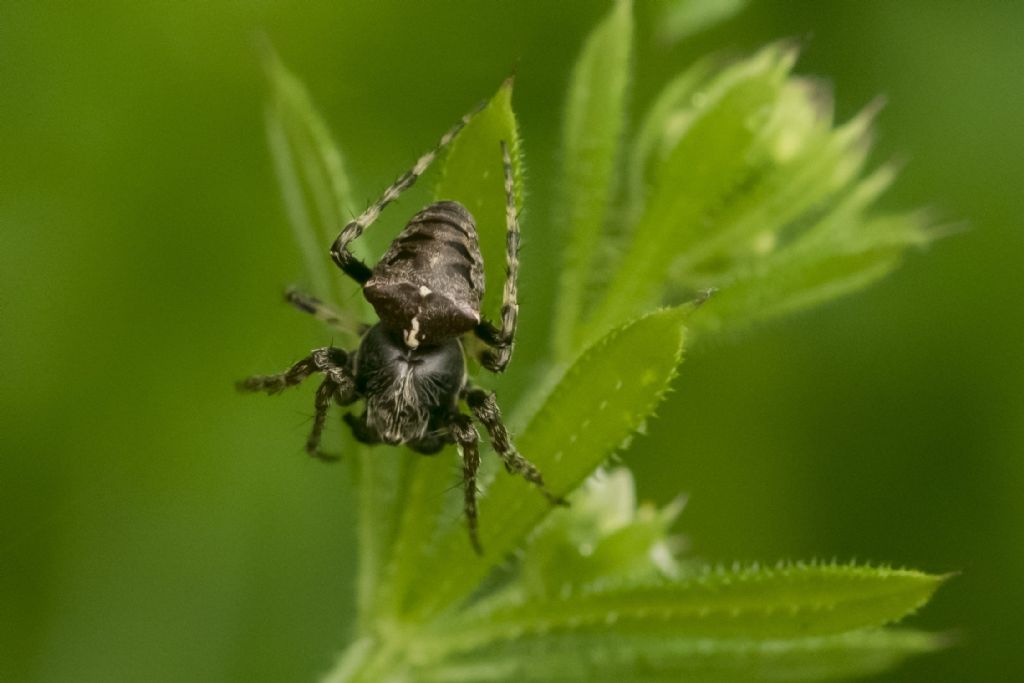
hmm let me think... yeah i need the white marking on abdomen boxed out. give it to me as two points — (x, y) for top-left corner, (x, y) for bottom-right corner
(404, 316), (421, 349)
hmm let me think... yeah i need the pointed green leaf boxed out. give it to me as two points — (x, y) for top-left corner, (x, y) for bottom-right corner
(264, 109), (333, 302)
(435, 563), (947, 650)
(626, 57), (716, 219)
(263, 48), (363, 310)
(396, 306), (689, 622)
(552, 0), (634, 360)
(413, 630), (945, 683)
(689, 235), (913, 336)
(656, 0), (750, 45)
(435, 79), (522, 319)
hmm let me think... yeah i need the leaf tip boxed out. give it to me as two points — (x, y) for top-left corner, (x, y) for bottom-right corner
(764, 36), (804, 73)
(644, 305), (690, 357)
(256, 34), (285, 84)
(777, 34), (808, 60)
(500, 72), (516, 94)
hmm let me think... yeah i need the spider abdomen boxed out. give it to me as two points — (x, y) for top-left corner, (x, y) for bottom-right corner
(364, 201), (485, 349)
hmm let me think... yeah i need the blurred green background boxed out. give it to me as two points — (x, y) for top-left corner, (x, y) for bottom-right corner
(2, 1), (1021, 681)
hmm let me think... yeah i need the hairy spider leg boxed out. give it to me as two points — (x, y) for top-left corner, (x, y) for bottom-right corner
(474, 141), (520, 373)
(307, 372), (361, 462)
(463, 387), (566, 506)
(284, 287), (366, 337)
(236, 355), (318, 395)
(329, 100), (488, 286)
(237, 347), (358, 461)
(449, 412), (483, 555)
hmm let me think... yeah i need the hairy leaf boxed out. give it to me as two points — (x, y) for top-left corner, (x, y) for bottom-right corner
(432, 563), (947, 652)
(413, 630), (945, 683)
(348, 451), (416, 635)
(263, 47), (362, 310)
(552, 0), (633, 360)
(626, 57), (716, 219)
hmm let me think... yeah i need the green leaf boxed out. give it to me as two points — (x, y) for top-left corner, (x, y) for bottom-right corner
(583, 43), (797, 346)
(262, 47), (362, 312)
(435, 79), (522, 320)
(349, 450), (417, 635)
(626, 57), (716, 220)
(394, 306), (689, 623)
(552, 0), (633, 360)
(412, 630), (945, 683)
(370, 449), (463, 622)
(432, 563), (947, 652)
(655, 0), (750, 45)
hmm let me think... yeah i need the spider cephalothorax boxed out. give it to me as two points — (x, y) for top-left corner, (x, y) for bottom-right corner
(238, 102), (563, 552)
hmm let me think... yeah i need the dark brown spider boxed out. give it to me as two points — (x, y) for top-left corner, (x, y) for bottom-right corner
(238, 103), (564, 553)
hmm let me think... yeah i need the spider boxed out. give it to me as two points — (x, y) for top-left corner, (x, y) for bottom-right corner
(238, 101), (565, 553)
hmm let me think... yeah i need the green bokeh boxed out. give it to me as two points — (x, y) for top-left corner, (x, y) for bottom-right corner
(2, 2), (1020, 681)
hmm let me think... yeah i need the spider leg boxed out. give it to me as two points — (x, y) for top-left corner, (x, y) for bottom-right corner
(237, 348), (358, 462)
(474, 141), (519, 373)
(236, 354), (319, 394)
(236, 347), (350, 394)
(463, 387), (566, 506)
(329, 100), (487, 286)
(449, 412), (483, 555)
(284, 287), (367, 337)
(306, 380), (341, 462)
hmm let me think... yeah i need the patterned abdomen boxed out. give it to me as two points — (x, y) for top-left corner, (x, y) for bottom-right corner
(364, 201), (485, 348)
